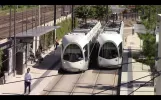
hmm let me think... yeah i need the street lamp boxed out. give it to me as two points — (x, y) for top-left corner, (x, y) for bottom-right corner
(53, 5), (56, 45)
(71, 5), (74, 30)
(39, 5), (40, 26)
(13, 5), (16, 76)
(9, 5), (11, 38)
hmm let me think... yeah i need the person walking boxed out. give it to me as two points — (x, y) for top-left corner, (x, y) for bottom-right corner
(24, 68), (32, 94)
(55, 37), (59, 50)
(132, 26), (134, 35)
(39, 44), (43, 53)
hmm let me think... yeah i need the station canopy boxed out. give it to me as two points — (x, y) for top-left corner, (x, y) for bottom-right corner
(11, 26), (61, 38)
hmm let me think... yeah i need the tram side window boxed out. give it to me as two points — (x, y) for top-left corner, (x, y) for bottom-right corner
(83, 44), (88, 59)
(119, 43), (122, 57)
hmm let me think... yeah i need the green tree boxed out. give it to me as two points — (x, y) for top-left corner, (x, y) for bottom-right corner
(74, 5), (93, 23)
(137, 33), (156, 66)
(92, 5), (112, 21)
(74, 5), (112, 22)
(136, 5), (161, 31)
(142, 33), (156, 59)
(136, 6), (159, 61)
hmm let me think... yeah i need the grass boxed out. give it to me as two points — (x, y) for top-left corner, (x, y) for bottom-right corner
(56, 18), (78, 40)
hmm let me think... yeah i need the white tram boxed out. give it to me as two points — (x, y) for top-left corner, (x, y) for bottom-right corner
(61, 21), (102, 72)
(97, 21), (124, 68)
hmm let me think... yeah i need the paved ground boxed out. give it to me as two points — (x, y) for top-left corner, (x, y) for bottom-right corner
(120, 28), (154, 95)
(41, 69), (119, 95)
(0, 40), (62, 95)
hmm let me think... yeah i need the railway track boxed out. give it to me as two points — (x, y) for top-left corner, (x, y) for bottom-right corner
(0, 5), (72, 39)
(0, 6), (54, 27)
(0, 12), (57, 38)
(42, 69), (119, 95)
(0, 5), (64, 25)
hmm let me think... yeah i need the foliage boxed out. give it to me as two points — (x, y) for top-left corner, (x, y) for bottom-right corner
(135, 58), (155, 67)
(135, 5), (161, 31)
(92, 5), (112, 21)
(137, 33), (145, 40)
(46, 31), (53, 48)
(137, 33), (156, 66)
(74, 5), (112, 22)
(0, 48), (3, 74)
(135, 5), (161, 66)
(142, 33), (156, 58)
(74, 5), (93, 23)
(56, 18), (78, 40)
(40, 18), (78, 50)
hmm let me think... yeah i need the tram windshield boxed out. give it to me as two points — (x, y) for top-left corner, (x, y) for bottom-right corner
(63, 44), (83, 62)
(99, 42), (118, 59)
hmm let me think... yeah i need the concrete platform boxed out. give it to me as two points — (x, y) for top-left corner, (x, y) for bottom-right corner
(0, 40), (62, 95)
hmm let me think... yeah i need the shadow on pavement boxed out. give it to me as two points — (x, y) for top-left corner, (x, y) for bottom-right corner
(31, 46), (61, 70)
(58, 67), (84, 75)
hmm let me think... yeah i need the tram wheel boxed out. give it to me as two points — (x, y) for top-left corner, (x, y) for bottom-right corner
(81, 71), (85, 73)
(58, 68), (65, 74)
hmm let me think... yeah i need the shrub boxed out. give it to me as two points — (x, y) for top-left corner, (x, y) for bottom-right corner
(40, 18), (78, 50)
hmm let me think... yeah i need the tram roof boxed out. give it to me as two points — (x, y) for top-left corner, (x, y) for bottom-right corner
(62, 20), (101, 48)
(78, 22), (97, 30)
(73, 29), (91, 34)
(98, 32), (122, 46)
(62, 33), (87, 48)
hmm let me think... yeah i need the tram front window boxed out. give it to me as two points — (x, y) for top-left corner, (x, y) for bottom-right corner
(63, 44), (83, 62)
(99, 42), (118, 59)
